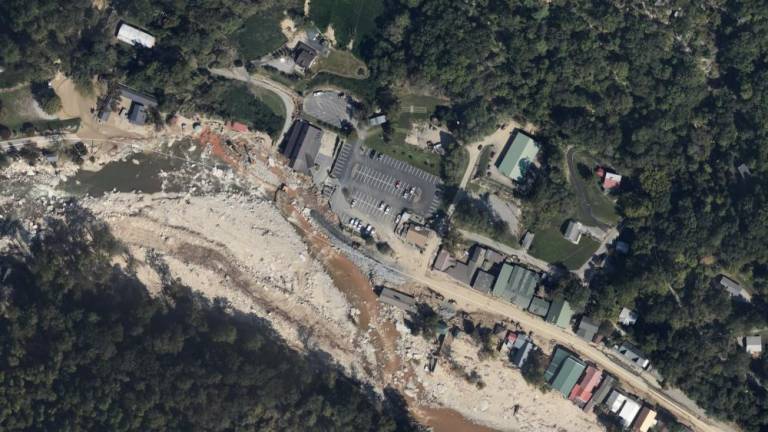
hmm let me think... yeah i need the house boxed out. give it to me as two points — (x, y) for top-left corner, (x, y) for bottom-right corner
(576, 316), (599, 342)
(378, 287), (418, 314)
(368, 114), (387, 127)
(444, 245), (487, 285)
(615, 240), (630, 254)
(293, 42), (318, 72)
(745, 336), (763, 356)
(281, 119), (323, 174)
(528, 297), (551, 318)
(569, 365), (603, 406)
(564, 220), (583, 244)
(716, 275), (752, 302)
(491, 263), (539, 308)
(583, 374), (615, 413)
(605, 390), (642, 427)
(618, 307), (638, 326)
(603, 172), (622, 190)
(119, 86), (158, 126)
(433, 248), (455, 272)
(472, 270), (496, 294)
(495, 129), (540, 182)
(520, 231), (535, 251)
(404, 225), (431, 251)
(484, 248), (505, 265)
(631, 407), (658, 432)
(546, 299), (574, 329)
(116, 23), (156, 48)
(737, 163), (751, 178)
(509, 334), (534, 368)
(546, 347), (586, 397)
(618, 342), (651, 369)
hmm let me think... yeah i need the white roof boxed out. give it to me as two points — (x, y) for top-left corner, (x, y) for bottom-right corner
(606, 390), (627, 413)
(117, 23), (156, 48)
(605, 172), (622, 182)
(746, 336), (762, 353)
(618, 307), (638, 325)
(618, 397), (641, 427)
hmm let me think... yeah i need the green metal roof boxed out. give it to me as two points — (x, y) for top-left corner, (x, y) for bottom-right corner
(546, 299), (574, 328)
(528, 297), (551, 317)
(544, 347), (571, 382)
(550, 356), (586, 397)
(491, 263), (538, 308)
(495, 130), (539, 181)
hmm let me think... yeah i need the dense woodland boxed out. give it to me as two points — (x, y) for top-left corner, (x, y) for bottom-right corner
(4, 0), (768, 429)
(0, 210), (417, 431)
(367, 1), (768, 429)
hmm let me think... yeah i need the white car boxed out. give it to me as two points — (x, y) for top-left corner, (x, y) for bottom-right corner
(350, 199), (357, 208)
(384, 206), (391, 215)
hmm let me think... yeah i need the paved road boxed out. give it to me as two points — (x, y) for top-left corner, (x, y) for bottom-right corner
(208, 67), (298, 144)
(565, 147), (609, 230)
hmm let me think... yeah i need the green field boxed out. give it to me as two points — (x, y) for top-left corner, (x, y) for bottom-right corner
(196, 81), (284, 138)
(529, 226), (600, 270)
(309, 0), (385, 50)
(232, 7), (289, 60)
(249, 86), (286, 119)
(363, 128), (441, 176)
(313, 50), (369, 79)
(571, 150), (620, 225)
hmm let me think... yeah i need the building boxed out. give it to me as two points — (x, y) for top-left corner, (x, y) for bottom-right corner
(119, 86), (157, 126)
(631, 407), (658, 432)
(443, 245), (487, 285)
(583, 374), (615, 413)
(368, 114), (387, 126)
(745, 336), (763, 356)
(528, 297), (551, 318)
(716, 275), (752, 302)
(546, 299), (574, 329)
(509, 334), (534, 368)
(404, 225), (430, 251)
(281, 119), (323, 174)
(618, 342), (651, 369)
(569, 365), (603, 406)
(618, 307), (638, 326)
(615, 240), (631, 254)
(293, 42), (318, 72)
(618, 397), (642, 428)
(546, 347), (586, 397)
(564, 220), (583, 244)
(495, 129), (539, 182)
(378, 287), (417, 314)
(737, 163), (751, 178)
(520, 231), (535, 251)
(433, 248), (455, 272)
(228, 121), (249, 133)
(603, 172), (622, 190)
(576, 316), (599, 342)
(492, 263), (539, 308)
(116, 23), (156, 48)
(472, 270), (496, 294)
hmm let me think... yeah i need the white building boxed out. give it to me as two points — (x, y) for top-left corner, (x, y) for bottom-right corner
(564, 220), (583, 244)
(618, 307), (638, 326)
(117, 23), (156, 48)
(617, 397), (641, 428)
(745, 336), (763, 355)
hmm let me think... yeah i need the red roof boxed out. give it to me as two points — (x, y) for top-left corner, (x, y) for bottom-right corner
(595, 167), (606, 178)
(602, 172), (622, 190)
(569, 366), (603, 404)
(228, 121), (249, 133)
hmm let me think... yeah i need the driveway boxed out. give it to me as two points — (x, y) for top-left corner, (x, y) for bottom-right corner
(566, 147), (610, 230)
(208, 67), (298, 144)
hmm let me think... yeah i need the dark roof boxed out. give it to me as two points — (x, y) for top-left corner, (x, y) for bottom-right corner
(471, 270), (495, 293)
(281, 120), (323, 174)
(528, 297), (551, 317)
(119, 85), (157, 107)
(98, 108), (111, 122)
(378, 287), (417, 314)
(583, 375), (615, 413)
(510, 339), (533, 368)
(293, 42), (318, 69)
(576, 316), (599, 342)
(127, 102), (148, 125)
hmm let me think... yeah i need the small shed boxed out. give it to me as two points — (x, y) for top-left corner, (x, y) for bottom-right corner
(520, 231), (535, 251)
(563, 220), (582, 244)
(618, 307), (638, 326)
(745, 336), (763, 355)
(368, 114), (387, 126)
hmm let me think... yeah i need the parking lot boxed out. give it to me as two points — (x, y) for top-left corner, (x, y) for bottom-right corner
(330, 139), (442, 228)
(303, 91), (352, 128)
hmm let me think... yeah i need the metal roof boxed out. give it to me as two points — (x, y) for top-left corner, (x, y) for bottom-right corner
(495, 129), (539, 181)
(546, 299), (574, 328)
(471, 270), (495, 293)
(116, 23), (156, 48)
(528, 297), (551, 317)
(577, 316), (599, 342)
(550, 356), (586, 397)
(491, 263), (538, 308)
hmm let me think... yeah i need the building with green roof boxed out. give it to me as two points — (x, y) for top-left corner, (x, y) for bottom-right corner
(491, 263), (539, 309)
(495, 130), (540, 181)
(551, 356), (586, 397)
(528, 297), (551, 317)
(545, 347), (586, 397)
(546, 299), (574, 329)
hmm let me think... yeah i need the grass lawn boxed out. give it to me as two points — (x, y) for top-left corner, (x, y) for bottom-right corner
(529, 226), (600, 270)
(249, 85), (286, 119)
(232, 6), (290, 60)
(363, 128), (441, 176)
(309, 0), (385, 50)
(395, 92), (448, 128)
(313, 50), (369, 79)
(0, 86), (79, 134)
(298, 73), (377, 103)
(572, 150), (620, 225)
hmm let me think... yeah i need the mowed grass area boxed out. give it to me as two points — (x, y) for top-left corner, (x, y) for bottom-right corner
(309, 0), (385, 50)
(249, 85), (286, 119)
(0, 86), (80, 134)
(312, 50), (369, 79)
(232, 6), (292, 60)
(363, 128), (441, 176)
(529, 226), (600, 270)
(572, 150), (621, 225)
(396, 93), (447, 128)
(196, 81), (285, 138)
